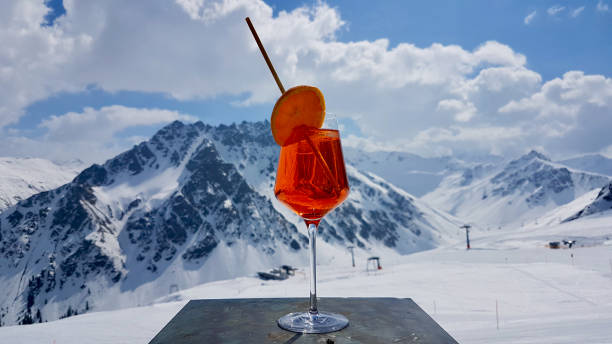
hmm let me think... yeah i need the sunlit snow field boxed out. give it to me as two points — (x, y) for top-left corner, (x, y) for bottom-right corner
(1, 213), (612, 344)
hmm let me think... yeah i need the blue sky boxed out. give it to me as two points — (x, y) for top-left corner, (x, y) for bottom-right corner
(1, 0), (611, 162)
(268, 0), (612, 81)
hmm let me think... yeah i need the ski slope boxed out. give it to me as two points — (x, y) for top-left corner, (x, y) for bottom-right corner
(1, 213), (611, 344)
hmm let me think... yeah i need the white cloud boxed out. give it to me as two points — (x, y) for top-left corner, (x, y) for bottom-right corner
(437, 99), (477, 122)
(1, 106), (196, 163)
(0, 1), (93, 127)
(597, 1), (610, 12)
(499, 72), (612, 155)
(547, 5), (566, 16)
(0, 0), (611, 161)
(571, 6), (585, 17)
(524, 11), (537, 25)
(500, 72), (612, 116)
(39, 105), (196, 141)
(0, 0), (347, 124)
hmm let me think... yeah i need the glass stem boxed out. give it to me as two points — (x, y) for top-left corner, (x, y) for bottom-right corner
(307, 222), (318, 314)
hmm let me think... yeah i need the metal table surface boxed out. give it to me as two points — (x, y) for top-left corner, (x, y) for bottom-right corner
(149, 298), (459, 343)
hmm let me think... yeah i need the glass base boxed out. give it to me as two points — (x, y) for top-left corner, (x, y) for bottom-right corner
(277, 311), (349, 334)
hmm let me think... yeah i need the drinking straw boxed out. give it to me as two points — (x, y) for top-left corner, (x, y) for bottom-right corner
(305, 133), (342, 194)
(245, 17), (285, 94)
(245, 17), (340, 193)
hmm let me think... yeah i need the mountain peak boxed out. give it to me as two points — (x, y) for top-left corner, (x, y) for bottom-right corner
(503, 150), (551, 171)
(524, 150), (550, 162)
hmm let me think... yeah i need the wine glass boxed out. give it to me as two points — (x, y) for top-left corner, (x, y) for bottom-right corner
(274, 114), (350, 333)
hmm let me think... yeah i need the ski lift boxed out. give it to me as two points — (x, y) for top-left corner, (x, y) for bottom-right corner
(366, 257), (382, 272)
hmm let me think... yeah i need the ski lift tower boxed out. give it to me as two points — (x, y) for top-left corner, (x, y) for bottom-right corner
(461, 225), (471, 250)
(347, 246), (355, 267)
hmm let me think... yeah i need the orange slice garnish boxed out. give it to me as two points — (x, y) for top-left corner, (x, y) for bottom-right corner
(271, 85), (325, 146)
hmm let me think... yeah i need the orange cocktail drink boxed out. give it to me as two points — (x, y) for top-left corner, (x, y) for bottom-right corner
(275, 126), (349, 224)
(246, 17), (350, 334)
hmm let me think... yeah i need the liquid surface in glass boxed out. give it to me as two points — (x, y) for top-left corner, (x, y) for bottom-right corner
(274, 126), (349, 222)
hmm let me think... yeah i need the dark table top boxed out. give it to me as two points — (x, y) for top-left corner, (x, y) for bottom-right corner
(149, 298), (459, 343)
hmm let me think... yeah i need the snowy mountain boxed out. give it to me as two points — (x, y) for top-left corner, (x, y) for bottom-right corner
(516, 188), (601, 228)
(343, 149), (460, 197)
(0, 158), (84, 211)
(564, 181), (612, 222)
(200, 122), (461, 252)
(422, 151), (610, 228)
(558, 154), (612, 177)
(0, 120), (461, 325)
(343, 149), (506, 197)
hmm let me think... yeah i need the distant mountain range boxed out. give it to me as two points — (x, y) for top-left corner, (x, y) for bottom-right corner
(345, 149), (612, 199)
(422, 151), (610, 228)
(558, 154), (612, 177)
(0, 158), (84, 211)
(343, 149), (466, 197)
(0, 121), (460, 325)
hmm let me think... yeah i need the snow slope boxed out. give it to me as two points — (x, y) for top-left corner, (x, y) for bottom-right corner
(564, 181), (612, 222)
(0, 157), (83, 211)
(522, 188), (601, 228)
(1, 211), (611, 344)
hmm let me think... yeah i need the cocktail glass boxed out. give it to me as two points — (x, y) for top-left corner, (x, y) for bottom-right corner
(274, 115), (350, 333)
